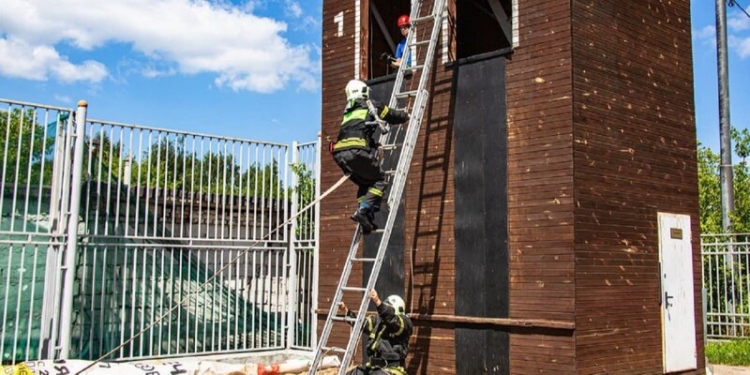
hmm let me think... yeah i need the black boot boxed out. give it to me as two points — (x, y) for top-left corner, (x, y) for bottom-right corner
(350, 207), (374, 234)
(366, 209), (378, 231)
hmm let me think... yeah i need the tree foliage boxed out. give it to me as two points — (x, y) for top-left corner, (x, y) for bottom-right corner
(698, 127), (750, 233)
(699, 127), (750, 334)
(0, 109), (56, 185)
(291, 162), (316, 239)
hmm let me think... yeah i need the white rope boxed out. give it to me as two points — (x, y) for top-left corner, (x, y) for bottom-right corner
(75, 174), (351, 374)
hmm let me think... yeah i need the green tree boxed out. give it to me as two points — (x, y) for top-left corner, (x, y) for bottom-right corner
(240, 160), (283, 198)
(291, 163), (316, 239)
(698, 129), (750, 233)
(699, 128), (750, 334)
(698, 141), (723, 234)
(730, 128), (750, 233)
(87, 131), (125, 184)
(0, 109), (56, 185)
(132, 136), (195, 190)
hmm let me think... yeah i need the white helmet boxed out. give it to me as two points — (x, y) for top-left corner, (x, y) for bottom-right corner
(384, 295), (406, 315)
(345, 79), (369, 101)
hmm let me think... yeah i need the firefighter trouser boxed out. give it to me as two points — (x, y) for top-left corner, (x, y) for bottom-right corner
(333, 148), (388, 211)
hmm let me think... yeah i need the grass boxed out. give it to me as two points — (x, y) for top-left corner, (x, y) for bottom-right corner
(706, 339), (750, 366)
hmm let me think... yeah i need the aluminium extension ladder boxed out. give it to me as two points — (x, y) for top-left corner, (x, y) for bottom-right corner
(307, 0), (447, 374)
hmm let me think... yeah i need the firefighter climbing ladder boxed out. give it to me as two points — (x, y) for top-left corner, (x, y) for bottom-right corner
(308, 0), (446, 373)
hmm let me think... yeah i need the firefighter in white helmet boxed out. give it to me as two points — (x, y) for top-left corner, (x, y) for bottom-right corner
(338, 289), (413, 375)
(331, 79), (409, 234)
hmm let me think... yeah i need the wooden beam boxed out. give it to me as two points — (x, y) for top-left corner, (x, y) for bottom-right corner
(487, 0), (513, 44)
(315, 310), (575, 330)
(408, 314), (575, 330)
(370, 2), (395, 53)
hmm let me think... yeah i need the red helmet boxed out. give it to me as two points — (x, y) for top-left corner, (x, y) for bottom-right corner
(397, 15), (410, 28)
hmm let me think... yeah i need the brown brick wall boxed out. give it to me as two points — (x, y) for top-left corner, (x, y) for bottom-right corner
(571, 0), (702, 373)
(319, 0), (365, 350)
(320, 0), (702, 373)
(506, 0), (577, 373)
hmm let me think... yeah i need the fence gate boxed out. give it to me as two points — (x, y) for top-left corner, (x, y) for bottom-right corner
(1, 98), (319, 365)
(0, 99), (84, 363)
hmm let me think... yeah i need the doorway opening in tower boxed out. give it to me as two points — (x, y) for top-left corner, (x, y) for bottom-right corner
(367, 0), (514, 79)
(455, 0), (513, 59)
(368, 0), (411, 79)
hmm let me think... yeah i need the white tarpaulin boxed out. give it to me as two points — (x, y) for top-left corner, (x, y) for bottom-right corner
(0, 356), (340, 375)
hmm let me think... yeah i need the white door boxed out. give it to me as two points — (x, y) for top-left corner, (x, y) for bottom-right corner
(658, 212), (697, 373)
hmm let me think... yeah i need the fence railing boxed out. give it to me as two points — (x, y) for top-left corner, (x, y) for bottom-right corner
(0, 98), (319, 364)
(702, 233), (750, 340)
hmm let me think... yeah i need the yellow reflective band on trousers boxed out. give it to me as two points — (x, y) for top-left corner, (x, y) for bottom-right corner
(368, 187), (384, 197)
(379, 106), (390, 118)
(362, 364), (408, 375)
(342, 108), (369, 124)
(333, 138), (367, 150)
(385, 367), (407, 375)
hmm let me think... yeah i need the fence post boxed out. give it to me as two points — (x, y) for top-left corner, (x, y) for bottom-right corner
(287, 142), (300, 349)
(311, 133), (322, 347)
(57, 100), (88, 359)
(39, 111), (74, 359)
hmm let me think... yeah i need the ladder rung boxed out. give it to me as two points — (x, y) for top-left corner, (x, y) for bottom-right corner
(352, 257), (377, 262)
(407, 64), (425, 71)
(381, 143), (399, 151)
(410, 39), (430, 47)
(410, 14), (436, 25)
(396, 90), (419, 98)
(341, 286), (368, 293)
(371, 229), (385, 234)
(322, 346), (348, 354)
(332, 315), (357, 323)
(384, 169), (396, 176)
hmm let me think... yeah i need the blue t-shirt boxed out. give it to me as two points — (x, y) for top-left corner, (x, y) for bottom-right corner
(395, 38), (412, 67)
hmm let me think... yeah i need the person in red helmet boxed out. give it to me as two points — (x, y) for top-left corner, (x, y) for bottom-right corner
(380, 14), (412, 69)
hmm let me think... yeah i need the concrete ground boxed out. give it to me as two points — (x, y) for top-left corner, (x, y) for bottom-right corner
(709, 364), (750, 375)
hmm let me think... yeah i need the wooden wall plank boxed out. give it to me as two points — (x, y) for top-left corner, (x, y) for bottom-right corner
(571, 0), (703, 373)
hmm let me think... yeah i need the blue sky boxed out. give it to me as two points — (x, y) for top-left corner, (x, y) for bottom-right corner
(0, 0), (748, 152)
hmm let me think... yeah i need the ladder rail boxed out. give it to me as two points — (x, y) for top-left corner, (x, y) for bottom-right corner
(388, 0), (424, 109)
(309, 0), (446, 373)
(311, 228), (364, 365)
(337, 90), (429, 372)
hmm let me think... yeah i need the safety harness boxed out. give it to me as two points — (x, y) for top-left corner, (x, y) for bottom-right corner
(331, 100), (388, 153)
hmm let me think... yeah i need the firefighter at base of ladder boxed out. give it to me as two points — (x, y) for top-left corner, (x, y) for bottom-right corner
(338, 290), (414, 375)
(332, 79), (410, 234)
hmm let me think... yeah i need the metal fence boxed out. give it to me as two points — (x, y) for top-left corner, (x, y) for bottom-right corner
(702, 233), (750, 340)
(0, 98), (319, 364)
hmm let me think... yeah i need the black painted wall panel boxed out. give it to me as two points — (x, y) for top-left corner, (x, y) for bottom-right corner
(453, 55), (510, 375)
(361, 77), (406, 302)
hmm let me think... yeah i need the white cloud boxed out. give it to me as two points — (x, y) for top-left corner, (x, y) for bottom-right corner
(727, 12), (750, 59)
(728, 12), (750, 32)
(694, 25), (716, 43)
(0, 0), (319, 92)
(732, 35), (750, 58)
(285, 0), (303, 18)
(54, 94), (73, 104)
(0, 37), (108, 82)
